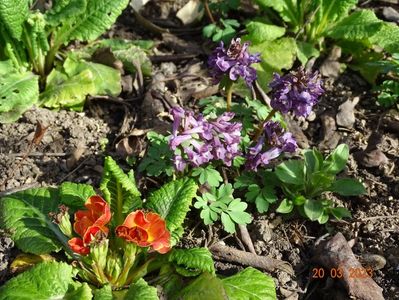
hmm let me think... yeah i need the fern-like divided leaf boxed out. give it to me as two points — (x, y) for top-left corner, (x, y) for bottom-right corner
(0, 0), (29, 40)
(145, 178), (198, 246)
(66, 0), (130, 42)
(0, 71), (39, 123)
(0, 187), (64, 255)
(100, 156), (142, 226)
(169, 248), (215, 276)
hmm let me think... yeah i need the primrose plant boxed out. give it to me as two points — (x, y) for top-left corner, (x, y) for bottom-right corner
(0, 0), (152, 122)
(0, 156), (276, 299)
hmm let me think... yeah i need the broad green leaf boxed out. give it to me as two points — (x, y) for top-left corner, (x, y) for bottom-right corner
(328, 10), (383, 41)
(323, 144), (349, 174)
(222, 267), (276, 300)
(40, 68), (95, 111)
(0, 261), (91, 300)
(0, 71), (39, 123)
(245, 21), (285, 43)
(0, 187), (65, 255)
(175, 272), (227, 300)
(64, 57), (121, 96)
(369, 22), (399, 54)
(66, 0), (130, 42)
(296, 41), (320, 65)
(0, 0), (29, 40)
(45, 0), (87, 26)
(124, 278), (159, 300)
(318, 211), (329, 224)
(276, 160), (305, 185)
(59, 182), (96, 210)
(304, 199), (324, 221)
(100, 156), (142, 226)
(312, 0), (358, 36)
(250, 37), (297, 93)
(330, 207), (352, 220)
(93, 284), (113, 300)
(293, 195), (306, 206)
(145, 178), (197, 245)
(253, 0), (300, 26)
(276, 198), (294, 214)
(304, 148), (324, 174)
(330, 178), (366, 196)
(169, 248), (215, 275)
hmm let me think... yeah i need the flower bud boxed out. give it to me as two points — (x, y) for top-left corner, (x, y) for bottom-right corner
(105, 251), (123, 283)
(49, 205), (73, 238)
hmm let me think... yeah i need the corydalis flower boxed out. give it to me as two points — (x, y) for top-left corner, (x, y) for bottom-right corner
(269, 67), (324, 117)
(169, 107), (242, 171)
(208, 38), (261, 86)
(116, 210), (171, 254)
(246, 121), (297, 171)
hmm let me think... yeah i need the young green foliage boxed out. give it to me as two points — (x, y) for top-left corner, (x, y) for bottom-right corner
(203, 19), (240, 43)
(0, 0), (137, 122)
(274, 144), (366, 223)
(194, 183), (252, 233)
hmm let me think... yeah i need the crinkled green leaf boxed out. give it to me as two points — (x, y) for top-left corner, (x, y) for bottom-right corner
(313, 0), (358, 30)
(0, 261), (91, 300)
(0, 71), (39, 123)
(145, 178), (197, 245)
(169, 248), (215, 275)
(296, 41), (320, 65)
(222, 267), (276, 300)
(369, 23), (399, 54)
(0, 60), (15, 75)
(330, 207), (352, 220)
(64, 56), (121, 96)
(93, 284), (113, 300)
(59, 182), (96, 210)
(244, 21), (285, 43)
(175, 272), (227, 300)
(40, 68), (95, 111)
(0, 0), (29, 40)
(66, 0), (130, 42)
(0, 187), (64, 255)
(276, 198), (294, 214)
(45, 0), (87, 26)
(328, 10), (383, 41)
(100, 156), (142, 226)
(330, 178), (366, 196)
(124, 278), (159, 300)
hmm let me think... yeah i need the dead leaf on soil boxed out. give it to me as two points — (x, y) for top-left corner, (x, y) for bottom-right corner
(319, 113), (341, 150)
(11, 253), (54, 274)
(313, 232), (384, 300)
(176, 0), (204, 25)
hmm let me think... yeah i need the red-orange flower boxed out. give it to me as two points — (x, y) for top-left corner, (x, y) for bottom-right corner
(68, 195), (111, 255)
(115, 210), (171, 254)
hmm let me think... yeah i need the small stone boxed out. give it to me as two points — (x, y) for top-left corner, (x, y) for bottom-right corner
(361, 254), (387, 270)
(365, 223), (374, 232)
(382, 7), (399, 23)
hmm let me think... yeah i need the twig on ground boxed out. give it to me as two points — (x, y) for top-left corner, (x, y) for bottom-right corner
(57, 157), (90, 184)
(0, 183), (40, 197)
(237, 224), (256, 254)
(149, 53), (199, 63)
(9, 152), (66, 157)
(132, 9), (169, 34)
(210, 243), (294, 274)
(203, 0), (216, 24)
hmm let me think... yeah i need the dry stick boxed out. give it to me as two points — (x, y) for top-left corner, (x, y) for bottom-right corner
(132, 9), (169, 34)
(210, 243), (294, 275)
(203, 0), (216, 24)
(237, 225), (256, 254)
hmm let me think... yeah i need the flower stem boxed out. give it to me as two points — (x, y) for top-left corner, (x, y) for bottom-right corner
(253, 109), (277, 141)
(225, 81), (234, 112)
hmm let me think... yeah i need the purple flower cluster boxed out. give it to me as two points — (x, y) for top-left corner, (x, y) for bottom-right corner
(269, 67), (324, 117)
(246, 121), (297, 171)
(208, 38), (261, 86)
(169, 107), (242, 171)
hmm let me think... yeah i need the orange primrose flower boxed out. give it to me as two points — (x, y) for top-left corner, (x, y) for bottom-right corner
(68, 195), (111, 255)
(115, 210), (171, 254)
